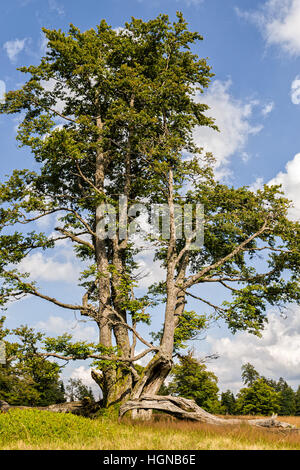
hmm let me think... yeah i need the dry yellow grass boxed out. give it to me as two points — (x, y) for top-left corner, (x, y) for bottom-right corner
(217, 414), (300, 426)
(0, 409), (299, 450)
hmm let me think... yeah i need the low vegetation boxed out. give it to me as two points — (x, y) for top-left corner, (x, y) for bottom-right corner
(0, 409), (299, 450)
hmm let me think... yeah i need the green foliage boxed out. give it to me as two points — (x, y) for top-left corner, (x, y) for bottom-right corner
(278, 381), (296, 416)
(0, 320), (65, 406)
(241, 363), (260, 386)
(65, 378), (95, 402)
(220, 390), (236, 415)
(94, 403), (121, 420)
(262, 377), (296, 416)
(165, 353), (222, 413)
(43, 333), (119, 370)
(0, 12), (218, 363)
(44, 334), (95, 359)
(295, 386), (300, 416)
(185, 182), (300, 336)
(151, 311), (207, 353)
(235, 378), (281, 416)
(0, 409), (100, 446)
(231, 364), (300, 416)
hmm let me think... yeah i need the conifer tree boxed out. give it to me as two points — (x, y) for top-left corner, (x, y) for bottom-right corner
(221, 390), (236, 415)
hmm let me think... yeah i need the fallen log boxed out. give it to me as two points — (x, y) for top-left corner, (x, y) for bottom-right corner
(0, 399), (100, 416)
(119, 395), (297, 429)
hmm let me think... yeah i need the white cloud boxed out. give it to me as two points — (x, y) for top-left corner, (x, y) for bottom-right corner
(0, 80), (5, 104)
(113, 27), (125, 35)
(241, 151), (250, 163)
(291, 76), (300, 104)
(193, 80), (263, 169)
(249, 152), (300, 220)
(250, 153), (300, 220)
(237, 0), (300, 56)
(40, 78), (75, 117)
(69, 365), (101, 398)
(134, 249), (166, 289)
(268, 152), (300, 220)
(40, 34), (49, 56)
(205, 306), (300, 393)
(262, 101), (275, 116)
(249, 176), (264, 192)
(35, 315), (98, 342)
(48, 0), (64, 16)
(3, 38), (27, 62)
(70, 366), (96, 387)
(19, 251), (80, 283)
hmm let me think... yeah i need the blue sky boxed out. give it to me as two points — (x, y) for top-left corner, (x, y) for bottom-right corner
(1, 0), (300, 394)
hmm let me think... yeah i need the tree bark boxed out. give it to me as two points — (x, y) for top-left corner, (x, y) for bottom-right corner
(91, 101), (134, 408)
(119, 395), (296, 429)
(127, 170), (179, 418)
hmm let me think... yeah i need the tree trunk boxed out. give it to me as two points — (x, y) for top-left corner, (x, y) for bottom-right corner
(92, 109), (133, 409)
(119, 395), (296, 429)
(127, 352), (173, 420)
(91, 366), (132, 408)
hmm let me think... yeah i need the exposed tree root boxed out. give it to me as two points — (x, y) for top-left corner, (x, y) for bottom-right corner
(119, 395), (297, 429)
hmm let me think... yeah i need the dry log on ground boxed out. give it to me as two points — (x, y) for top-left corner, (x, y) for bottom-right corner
(119, 395), (297, 429)
(0, 399), (97, 415)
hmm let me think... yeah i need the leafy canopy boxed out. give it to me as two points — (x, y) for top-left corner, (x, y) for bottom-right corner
(0, 12), (299, 377)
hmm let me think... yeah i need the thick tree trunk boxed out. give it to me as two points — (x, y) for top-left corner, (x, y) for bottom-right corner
(119, 395), (296, 429)
(91, 367), (132, 408)
(92, 111), (133, 409)
(128, 353), (173, 420)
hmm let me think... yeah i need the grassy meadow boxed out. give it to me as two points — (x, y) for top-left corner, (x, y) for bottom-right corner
(0, 409), (299, 450)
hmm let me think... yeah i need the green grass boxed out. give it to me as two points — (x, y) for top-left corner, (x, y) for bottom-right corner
(0, 409), (299, 450)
